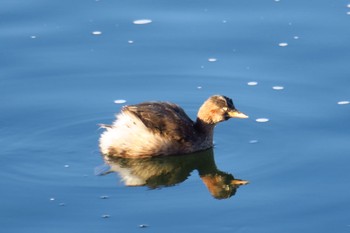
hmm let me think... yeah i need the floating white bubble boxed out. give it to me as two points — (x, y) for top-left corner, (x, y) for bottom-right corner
(247, 81), (258, 86)
(337, 101), (349, 105)
(278, 42), (288, 47)
(133, 19), (152, 25)
(272, 86), (284, 90)
(30, 35), (37, 39)
(91, 31), (102, 35)
(50, 198), (55, 201)
(197, 86), (202, 89)
(249, 140), (258, 144)
(208, 58), (217, 62)
(256, 118), (269, 123)
(64, 164), (70, 168)
(114, 99), (127, 104)
(128, 40), (134, 44)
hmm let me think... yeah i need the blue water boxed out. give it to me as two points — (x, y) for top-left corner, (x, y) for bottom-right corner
(1, 0), (350, 232)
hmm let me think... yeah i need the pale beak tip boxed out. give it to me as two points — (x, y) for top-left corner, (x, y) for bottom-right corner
(236, 112), (249, 119)
(228, 110), (249, 119)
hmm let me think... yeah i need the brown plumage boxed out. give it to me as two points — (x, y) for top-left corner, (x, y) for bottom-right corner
(99, 95), (248, 157)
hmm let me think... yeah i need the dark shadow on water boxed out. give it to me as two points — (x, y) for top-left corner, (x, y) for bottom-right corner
(97, 149), (248, 200)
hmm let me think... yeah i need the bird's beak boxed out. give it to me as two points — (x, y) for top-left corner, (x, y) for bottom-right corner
(231, 179), (249, 185)
(227, 109), (249, 119)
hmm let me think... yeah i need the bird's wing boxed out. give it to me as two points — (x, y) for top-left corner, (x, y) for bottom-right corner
(123, 102), (195, 142)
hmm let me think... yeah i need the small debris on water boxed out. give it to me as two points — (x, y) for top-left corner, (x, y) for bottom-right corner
(100, 195), (109, 199)
(249, 140), (259, 144)
(256, 118), (269, 123)
(278, 42), (288, 47)
(50, 198), (55, 201)
(114, 99), (127, 104)
(337, 101), (349, 105)
(59, 203), (66, 207)
(91, 31), (102, 35)
(101, 214), (110, 218)
(247, 81), (258, 86)
(208, 58), (217, 62)
(139, 224), (149, 228)
(133, 19), (152, 25)
(272, 86), (284, 90)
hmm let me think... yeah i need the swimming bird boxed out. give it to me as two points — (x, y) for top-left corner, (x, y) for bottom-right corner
(99, 95), (248, 157)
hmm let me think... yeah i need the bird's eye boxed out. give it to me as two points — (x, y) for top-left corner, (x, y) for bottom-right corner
(222, 107), (228, 111)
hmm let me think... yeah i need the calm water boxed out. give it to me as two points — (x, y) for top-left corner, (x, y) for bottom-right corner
(1, 0), (350, 232)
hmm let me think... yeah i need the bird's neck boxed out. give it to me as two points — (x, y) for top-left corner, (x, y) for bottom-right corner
(194, 118), (215, 148)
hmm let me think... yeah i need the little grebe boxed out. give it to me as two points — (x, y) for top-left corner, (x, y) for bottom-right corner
(99, 95), (248, 157)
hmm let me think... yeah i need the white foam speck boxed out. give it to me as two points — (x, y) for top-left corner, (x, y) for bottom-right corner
(92, 31), (102, 35)
(293, 36), (299, 39)
(50, 198), (55, 201)
(278, 42), (288, 47)
(347, 12), (350, 15)
(256, 118), (269, 123)
(128, 40), (134, 44)
(249, 140), (258, 144)
(133, 19), (152, 25)
(30, 35), (37, 39)
(247, 81), (258, 86)
(64, 164), (70, 168)
(197, 86), (202, 89)
(347, 4), (350, 8)
(208, 58), (217, 62)
(114, 99), (127, 104)
(337, 101), (349, 105)
(272, 86), (284, 90)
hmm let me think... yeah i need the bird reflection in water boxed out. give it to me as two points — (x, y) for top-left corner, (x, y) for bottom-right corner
(96, 149), (248, 199)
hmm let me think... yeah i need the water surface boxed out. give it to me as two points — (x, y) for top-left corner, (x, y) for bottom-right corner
(1, 0), (350, 232)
